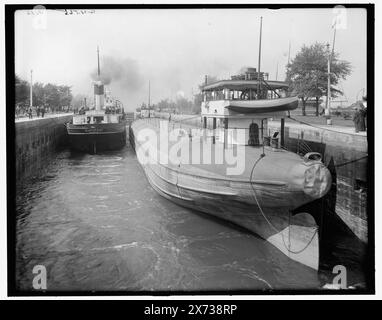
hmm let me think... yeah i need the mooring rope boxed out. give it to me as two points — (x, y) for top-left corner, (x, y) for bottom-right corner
(334, 155), (368, 168)
(249, 154), (318, 255)
(288, 116), (366, 136)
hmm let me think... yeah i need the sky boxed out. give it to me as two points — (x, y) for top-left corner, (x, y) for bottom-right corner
(15, 7), (367, 111)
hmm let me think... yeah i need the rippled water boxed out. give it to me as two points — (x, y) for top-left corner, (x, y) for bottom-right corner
(15, 144), (367, 292)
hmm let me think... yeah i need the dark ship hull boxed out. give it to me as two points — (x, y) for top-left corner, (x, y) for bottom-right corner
(66, 122), (126, 153)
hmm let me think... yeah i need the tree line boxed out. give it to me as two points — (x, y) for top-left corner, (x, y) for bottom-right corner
(15, 75), (73, 112)
(286, 42), (352, 116)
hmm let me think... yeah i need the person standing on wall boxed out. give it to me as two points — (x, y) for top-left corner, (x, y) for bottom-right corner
(15, 104), (20, 119)
(353, 99), (366, 133)
(28, 106), (33, 119)
(362, 95), (367, 130)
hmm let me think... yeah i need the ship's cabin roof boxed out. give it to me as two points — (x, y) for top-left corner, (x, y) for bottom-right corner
(202, 79), (290, 103)
(200, 69), (294, 116)
(202, 79), (289, 92)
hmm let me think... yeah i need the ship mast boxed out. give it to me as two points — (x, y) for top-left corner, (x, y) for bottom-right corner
(97, 45), (101, 77)
(257, 16), (263, 99)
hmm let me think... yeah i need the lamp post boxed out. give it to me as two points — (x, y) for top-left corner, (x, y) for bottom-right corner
(325, 43), (332, 125)
(30, 70), (33, 108)
(325, 25), (336, 125)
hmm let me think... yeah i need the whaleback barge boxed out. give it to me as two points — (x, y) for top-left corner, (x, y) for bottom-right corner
(130, 67), (332, 270)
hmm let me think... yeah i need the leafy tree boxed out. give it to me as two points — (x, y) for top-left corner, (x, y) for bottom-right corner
(286, 42), (351, 116)
(43, 83), (60, 111)
(157, 98), (174, 112)
(15, 75), (29, 106)
(15, 75), (74, 112)
(58, 85), (73, 108)
(32, 82), (45, 106)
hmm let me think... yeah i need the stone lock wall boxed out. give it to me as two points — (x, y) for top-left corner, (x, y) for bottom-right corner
(268, 120), (368, 243)
(15, 115), (72, 182)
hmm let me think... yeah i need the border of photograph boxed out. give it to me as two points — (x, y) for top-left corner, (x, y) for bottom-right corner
(5, 2), (375, 296)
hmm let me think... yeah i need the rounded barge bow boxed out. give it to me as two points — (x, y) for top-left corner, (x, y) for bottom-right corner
(252, 153), (332, 270)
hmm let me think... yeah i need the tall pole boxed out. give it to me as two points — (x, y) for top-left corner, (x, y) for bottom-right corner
(257, 16), (263, 99)
(325, 43), (331, 117)
(97, 46), (100, 77)
(287, 40), (291, 66)
(331, 27), (337, 57)
(30, 70), (33, 108)
(275, 61), (279, 81)
(325, 25), (336, 124)
(148, 80), (151, 108)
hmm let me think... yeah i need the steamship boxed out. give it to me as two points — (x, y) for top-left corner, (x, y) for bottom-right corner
(66, 48), (127, 153)
(130, 67), (332, 270)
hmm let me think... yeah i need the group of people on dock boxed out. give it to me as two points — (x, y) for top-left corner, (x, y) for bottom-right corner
(15, 104), (46, 119)
(15, 104), (74, 120)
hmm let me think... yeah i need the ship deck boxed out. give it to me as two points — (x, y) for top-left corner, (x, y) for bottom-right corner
(133, 119), (306, 184)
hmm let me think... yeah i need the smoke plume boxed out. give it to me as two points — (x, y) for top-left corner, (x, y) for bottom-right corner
(90, 56), (145, 110)
(90, 56), (144, 90)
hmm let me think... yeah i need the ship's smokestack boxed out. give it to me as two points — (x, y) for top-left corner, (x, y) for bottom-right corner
(94, 46), (104, 111)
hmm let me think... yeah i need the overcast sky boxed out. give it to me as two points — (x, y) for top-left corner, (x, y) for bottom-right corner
(15, 7), (367, 111)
